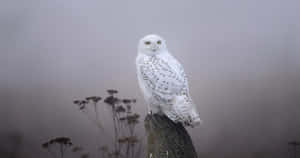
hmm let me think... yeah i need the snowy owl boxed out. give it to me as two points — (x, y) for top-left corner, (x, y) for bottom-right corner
(136, 34), (201, 127)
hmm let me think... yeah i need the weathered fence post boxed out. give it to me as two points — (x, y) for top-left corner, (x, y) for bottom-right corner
(145, 114), (198, 158)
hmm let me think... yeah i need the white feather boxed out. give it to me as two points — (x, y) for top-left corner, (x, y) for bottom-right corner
(136, 34), (201, 127)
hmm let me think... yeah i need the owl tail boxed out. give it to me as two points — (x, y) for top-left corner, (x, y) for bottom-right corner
(164, 96), (202, 127)
(188, 105), (202, 127)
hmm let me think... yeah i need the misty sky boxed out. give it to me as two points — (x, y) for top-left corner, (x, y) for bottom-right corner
(0, 0), (300, 158)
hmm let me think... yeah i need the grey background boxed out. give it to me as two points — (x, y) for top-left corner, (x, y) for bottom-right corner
(0, 0), (299, 157)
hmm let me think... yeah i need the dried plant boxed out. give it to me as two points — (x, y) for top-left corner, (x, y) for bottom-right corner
(73, 89), (144, 158)
(41, 137), (73, 158)
(42, 89), (144, 158)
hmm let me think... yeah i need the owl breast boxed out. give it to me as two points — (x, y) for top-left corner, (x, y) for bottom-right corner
(136, 52), (186, 106)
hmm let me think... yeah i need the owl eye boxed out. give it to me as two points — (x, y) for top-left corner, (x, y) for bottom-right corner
(145, 41), (151, 45)
(157, 40), (162, 45)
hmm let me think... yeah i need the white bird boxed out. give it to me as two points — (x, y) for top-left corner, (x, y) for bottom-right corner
(136, 34), (201, 127)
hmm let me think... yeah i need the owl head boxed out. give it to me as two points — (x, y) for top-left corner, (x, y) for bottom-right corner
(138, 34), (167, 55)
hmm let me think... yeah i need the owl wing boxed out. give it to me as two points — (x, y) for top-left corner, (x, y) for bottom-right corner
(138, 56), (187, 102)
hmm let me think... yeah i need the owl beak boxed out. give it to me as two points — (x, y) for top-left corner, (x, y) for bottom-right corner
(151, 46), (158, 52)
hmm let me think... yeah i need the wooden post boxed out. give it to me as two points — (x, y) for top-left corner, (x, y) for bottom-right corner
(145, 114), (198, 158)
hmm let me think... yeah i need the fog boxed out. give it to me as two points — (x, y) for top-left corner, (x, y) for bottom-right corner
(1, 0), (299, 158)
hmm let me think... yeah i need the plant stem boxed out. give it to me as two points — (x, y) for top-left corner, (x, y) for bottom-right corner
(112, 105), (119, 158)
(60, 144), (64, 158)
